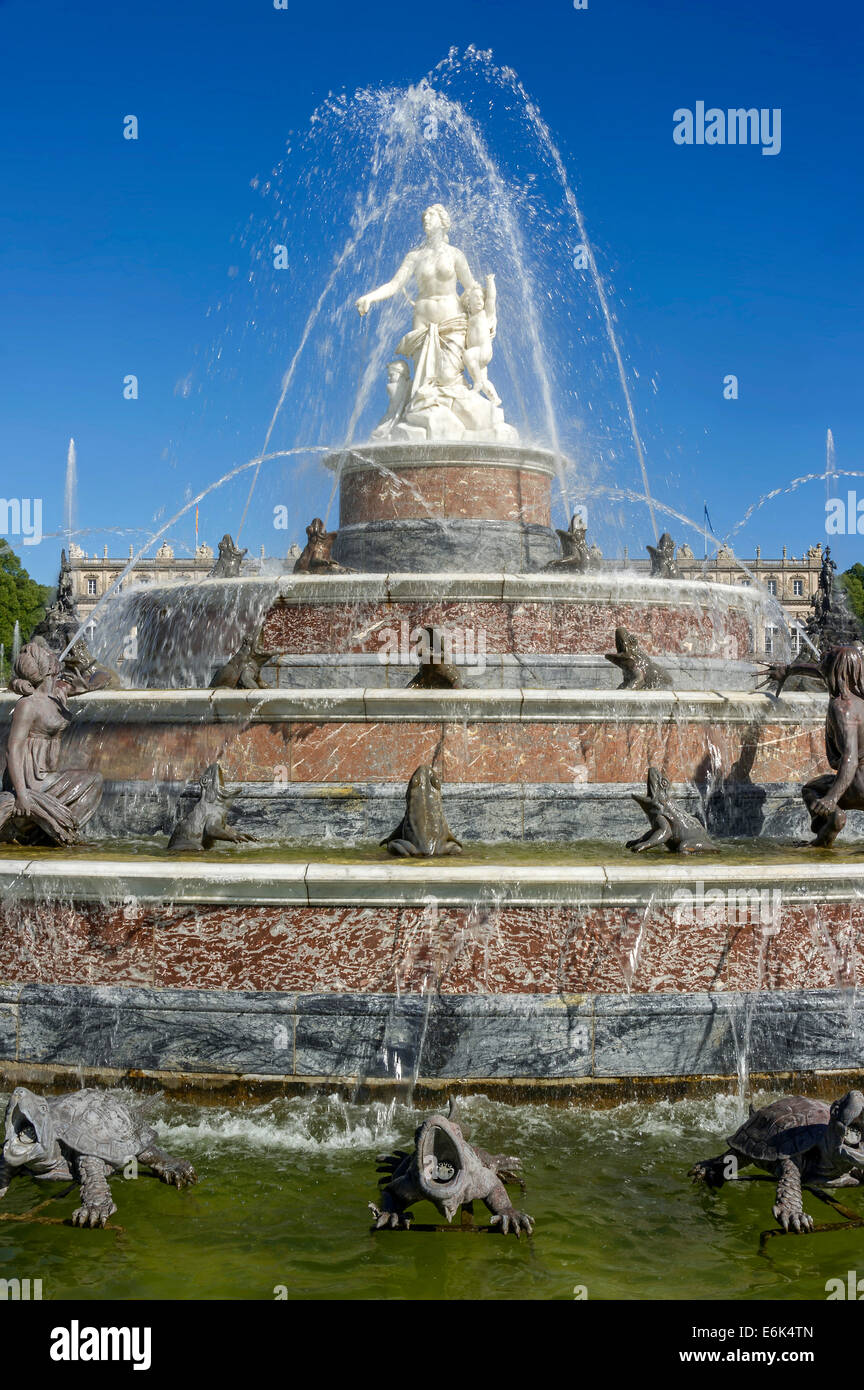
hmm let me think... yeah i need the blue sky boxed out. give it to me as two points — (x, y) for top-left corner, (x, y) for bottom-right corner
(1, 0), (862, 584)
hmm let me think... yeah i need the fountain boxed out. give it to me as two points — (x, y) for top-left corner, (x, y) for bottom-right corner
(0, 63), (862, 1108)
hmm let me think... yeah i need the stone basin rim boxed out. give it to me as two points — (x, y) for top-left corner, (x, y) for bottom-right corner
(323, 441), (561, 476)
(3, 856), (863, 907)
(0, 687), (828, 721)
(119, 570), (776, 610)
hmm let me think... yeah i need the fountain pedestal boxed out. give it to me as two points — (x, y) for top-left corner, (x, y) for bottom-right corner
(330, 442), (560, 572)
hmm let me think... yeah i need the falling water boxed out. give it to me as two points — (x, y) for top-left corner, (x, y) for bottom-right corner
(458, 49), (660, 539)
(188, 50), (663, 559)
(11, 621), (21, 667)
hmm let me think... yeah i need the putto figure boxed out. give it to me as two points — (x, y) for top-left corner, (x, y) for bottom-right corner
(356, 205), (516, 442)
(0, 640), (103, 845)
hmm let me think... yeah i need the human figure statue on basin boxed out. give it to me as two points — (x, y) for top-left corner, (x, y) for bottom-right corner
(0, 639), (103, 846)
(356, 204), (516, 443)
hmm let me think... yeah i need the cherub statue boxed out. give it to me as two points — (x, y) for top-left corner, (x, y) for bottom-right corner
(462, 274), (500, 405)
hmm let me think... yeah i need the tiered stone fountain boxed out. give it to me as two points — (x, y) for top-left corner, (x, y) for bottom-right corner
(0, 206), (861, 1102)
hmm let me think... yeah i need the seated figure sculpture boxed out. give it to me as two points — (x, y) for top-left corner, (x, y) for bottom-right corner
(802, 645), (864, 846)
(0, 640), (103, 845)
(760, 644), (864, 845)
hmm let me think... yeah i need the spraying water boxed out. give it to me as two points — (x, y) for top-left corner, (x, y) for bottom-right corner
(64, 438), (78, 548)
(193, 50), (660, 555)
(826, 428), (836, 504)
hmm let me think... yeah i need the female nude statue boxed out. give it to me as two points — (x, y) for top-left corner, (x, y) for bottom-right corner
(0, 640), (103, 845)
(356, 205), (514, 441)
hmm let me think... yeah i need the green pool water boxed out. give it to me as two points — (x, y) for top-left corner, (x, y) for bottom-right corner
(0, 1091), (857, 1301)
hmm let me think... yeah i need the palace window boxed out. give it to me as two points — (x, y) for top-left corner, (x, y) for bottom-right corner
(793, 579), (804, 596)
(765, 625), (778, 656)
(86, 577), (98, 596)
(767, 578), (777, 595)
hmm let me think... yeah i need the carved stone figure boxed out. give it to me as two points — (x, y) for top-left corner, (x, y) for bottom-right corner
(689, 1091), (864, 1234)
(209, 534), (247, 579)
(167, 762), (254, 851)
(210, 631), (269, 689)
(647, 532), (679, 579)
(0, 1086), (197, 1229)
(356, 205), (516, 442)
(293, 518), (353, 575)
(30, 555), (121, 688)
(380, 765), (462, 856)
(30, 550), (79, 654)
(604, 627), (672, 690)
(369, 1107), (533, 1236)
(462, 275), (501, 405)
(803, 545), (861, 652)
(626, 766), (713, 854)
(0, 640), (103, 846)
(372, 361), (413, 441)
(61, 637), (123, 693)
(406, 625), (463, 689)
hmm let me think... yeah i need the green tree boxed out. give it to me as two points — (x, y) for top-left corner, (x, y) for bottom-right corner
(0, 541), (52, 653)
(840, 564), (864, 624)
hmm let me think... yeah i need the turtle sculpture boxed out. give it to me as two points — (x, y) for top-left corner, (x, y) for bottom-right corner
(626, 766), (713, 854)
(0, 1086), (198, 1228)
(369, 1109), (534, 1237)
(689, 1090), (864, 1233)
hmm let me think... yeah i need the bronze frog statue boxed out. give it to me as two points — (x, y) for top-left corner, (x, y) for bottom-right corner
(380, 765), (462, 857)
(626, 766), (713, 854)
(167, 762), (254, 852)
(604, 626), (672, 691)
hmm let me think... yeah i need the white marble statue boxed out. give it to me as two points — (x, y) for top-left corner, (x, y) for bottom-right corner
(355, 204), (516, 443)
